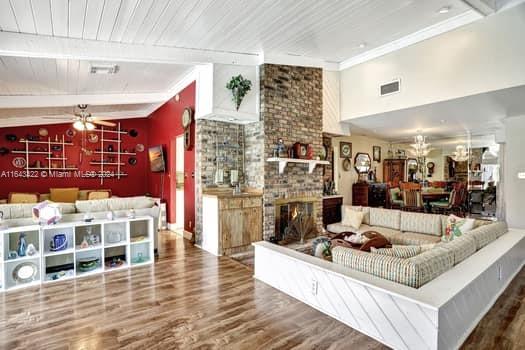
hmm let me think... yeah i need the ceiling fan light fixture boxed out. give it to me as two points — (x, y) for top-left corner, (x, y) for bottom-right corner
(85, 122), (96, 130)
(73, 120), (86, 131)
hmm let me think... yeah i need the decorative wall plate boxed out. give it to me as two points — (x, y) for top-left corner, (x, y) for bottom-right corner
(87, 133), (99, 143)
(5, 134), (17, 142)
(0, 147), (9, 155)
(129, 129), (138, 137)
(12, 157), (26, 168)
(128, 157), (137, 165)
(340, 142), (352, 159)
(135, 144), (145, 152)
(342, 158), (351, 171)
(182, 107), (193, 129)
(12, 262), (38, 284)
(38, 128), (49, 137)
(65, 128), (76, 138)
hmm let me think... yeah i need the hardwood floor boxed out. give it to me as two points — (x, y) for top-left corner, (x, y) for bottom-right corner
(0, 231), (523, 350)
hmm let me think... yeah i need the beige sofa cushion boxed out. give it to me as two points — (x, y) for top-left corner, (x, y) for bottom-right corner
(75, 199), (110, 213)
(391, 232), (441, 246)
(341, 207), (364, 229)
(438, 234), (477, 265)
(326, 223), (373, 235)
(400, 212), (442, 236)
(341, 205), (370, 225)
(369, 208), (401, 230)
(106, 196), (155, 211)
(368, 226), (402, 242)
(465, 222), (507, 249)
(332, 245), (454, 288)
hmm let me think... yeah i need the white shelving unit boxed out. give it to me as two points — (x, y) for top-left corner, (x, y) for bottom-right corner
(267, 157), (330, 174)
(1, 216), (154, 291)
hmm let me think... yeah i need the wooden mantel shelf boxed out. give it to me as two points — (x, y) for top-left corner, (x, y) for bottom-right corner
(267, 157), (329, 174)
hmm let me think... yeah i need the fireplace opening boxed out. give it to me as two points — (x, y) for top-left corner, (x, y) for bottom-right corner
(274, 200), (316, 242)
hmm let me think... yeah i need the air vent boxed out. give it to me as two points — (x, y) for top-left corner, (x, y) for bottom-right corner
(90, 64), (120, 75)
(380, 79), (400, 96)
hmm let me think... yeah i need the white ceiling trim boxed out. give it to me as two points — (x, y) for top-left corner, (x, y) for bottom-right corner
(338, 10), (482, 70)
(0, 92), (167, 109)
(262, 53), (339, 70)
(0, 31), (260, 66)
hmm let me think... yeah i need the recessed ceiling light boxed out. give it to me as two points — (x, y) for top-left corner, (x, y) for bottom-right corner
(438, 6), (451, 14)
(359, 42), (367, 49)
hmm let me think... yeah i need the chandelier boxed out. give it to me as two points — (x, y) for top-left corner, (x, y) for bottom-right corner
(410, 134), (431, 158)
(452, 145), (469, 162)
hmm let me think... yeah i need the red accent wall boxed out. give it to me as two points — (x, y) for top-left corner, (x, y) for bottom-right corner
(147, 82), (196, 230)
(0, 118), (149, 198)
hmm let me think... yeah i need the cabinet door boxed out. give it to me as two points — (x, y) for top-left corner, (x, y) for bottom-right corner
(221, 209), (244, 249)
(244, 207), (262, 244)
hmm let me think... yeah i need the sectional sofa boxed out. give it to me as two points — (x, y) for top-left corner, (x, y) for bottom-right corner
(327, 206), (508, 288)
(253, 206), (524, 350)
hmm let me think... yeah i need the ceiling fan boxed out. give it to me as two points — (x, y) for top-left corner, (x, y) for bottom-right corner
(43, 104), (116, 131)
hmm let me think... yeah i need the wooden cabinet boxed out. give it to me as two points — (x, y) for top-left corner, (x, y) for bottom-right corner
(352, 183), (369, 206)
(322, 196), (343, 227)
(383, 159), (407, 186)
(352, 183), (386, 207)
(198, 195), (261, 255)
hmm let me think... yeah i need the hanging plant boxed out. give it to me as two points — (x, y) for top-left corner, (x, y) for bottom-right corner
(226, 75), (252, 111)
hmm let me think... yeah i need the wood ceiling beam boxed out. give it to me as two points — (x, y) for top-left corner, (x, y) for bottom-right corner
(0, 31), (261, 66)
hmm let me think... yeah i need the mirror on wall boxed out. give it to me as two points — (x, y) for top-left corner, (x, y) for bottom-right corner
(354, 153), (371, 173)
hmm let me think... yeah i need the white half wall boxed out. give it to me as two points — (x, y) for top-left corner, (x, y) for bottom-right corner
(504, 115), (525, 229)
(323, 70), (349, 135)
(340, 3), (525, 120)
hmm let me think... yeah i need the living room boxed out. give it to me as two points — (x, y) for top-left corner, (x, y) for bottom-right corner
(1, 1), (524, 349)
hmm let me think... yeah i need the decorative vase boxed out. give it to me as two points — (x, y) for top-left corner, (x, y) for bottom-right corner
(17, 233), (27, 257)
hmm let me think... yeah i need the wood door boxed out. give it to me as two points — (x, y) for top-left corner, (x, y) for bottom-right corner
(221, 209), (244, 249)
(244, 207), (262, 243)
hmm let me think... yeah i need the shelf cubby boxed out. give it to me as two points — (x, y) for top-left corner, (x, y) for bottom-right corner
(104, 246), (127, 271)
(131, 242), (151, 265)
(44, 254), (75, 282)
(4, 257), (41, 290)
(42, 226), (74, 256)
(3, 227), (40, 262)
(76, 248), (103, 277)
(75, 224), (102, 251)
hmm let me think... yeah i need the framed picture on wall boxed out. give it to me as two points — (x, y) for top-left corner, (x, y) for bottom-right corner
(373, 146), (381, 162)
(340, 142), (352, 159)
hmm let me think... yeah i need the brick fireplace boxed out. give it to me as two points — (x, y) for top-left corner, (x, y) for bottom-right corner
(260, 64), (324, 240)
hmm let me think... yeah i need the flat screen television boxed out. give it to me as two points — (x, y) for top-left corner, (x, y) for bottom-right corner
(148, 145), (166, 172)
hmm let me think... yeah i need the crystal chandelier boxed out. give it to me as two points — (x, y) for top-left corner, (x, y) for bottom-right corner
(410, 134), (431, 158)
(451, 145), (469, 162)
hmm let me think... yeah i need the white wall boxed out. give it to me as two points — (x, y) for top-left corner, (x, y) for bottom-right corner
(333, 135), (390, 204)
(504, 115), (525, 229)
(425, 149), (446, 181)
(340, 3), (525, 120)
(322, 70), (349, 135)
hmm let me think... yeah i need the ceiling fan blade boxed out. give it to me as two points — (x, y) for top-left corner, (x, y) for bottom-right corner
(92, 120), (116, 127)
(42, 116), (74, 120)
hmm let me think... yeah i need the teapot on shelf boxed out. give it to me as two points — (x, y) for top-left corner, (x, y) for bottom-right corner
(50, 233), (68, 251)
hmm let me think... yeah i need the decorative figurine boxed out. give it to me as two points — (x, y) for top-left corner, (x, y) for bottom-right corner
(17, 233), (27, 257)
(80, 236), (89, 249)
(26, 243), (37, 256)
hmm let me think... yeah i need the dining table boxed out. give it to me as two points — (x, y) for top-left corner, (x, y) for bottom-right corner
(421, 190), (451, 212)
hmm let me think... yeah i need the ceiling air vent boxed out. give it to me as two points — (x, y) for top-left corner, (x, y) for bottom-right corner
(380, 79), (400, 97)
(90, 64), (120, 75)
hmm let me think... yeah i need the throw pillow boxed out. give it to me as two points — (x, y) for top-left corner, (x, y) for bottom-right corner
(8, 192), (39, 204)
(442, 215), (476, 242)
(50, 187), (79, 203)
(371, 245), (422, 258)
(341, 208), (364, 229)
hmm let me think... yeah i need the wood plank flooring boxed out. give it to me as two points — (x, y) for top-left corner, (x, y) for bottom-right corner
(0, 231), (523, 350)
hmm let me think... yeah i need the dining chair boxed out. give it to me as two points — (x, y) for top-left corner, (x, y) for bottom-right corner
(430, 183), (467, 216)
(401, 190), (424, 212)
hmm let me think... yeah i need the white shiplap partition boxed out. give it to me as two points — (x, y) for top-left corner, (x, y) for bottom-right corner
(254, 229), (525, 350)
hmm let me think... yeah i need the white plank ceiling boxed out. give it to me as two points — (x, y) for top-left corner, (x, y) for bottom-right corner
(0, 0), (475, 63)
(0, 0), (514, 126)
(0, 56), (193, 95)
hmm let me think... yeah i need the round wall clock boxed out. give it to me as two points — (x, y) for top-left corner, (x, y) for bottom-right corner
(182, 107), (193, 129)
(12, 157), (26, 168)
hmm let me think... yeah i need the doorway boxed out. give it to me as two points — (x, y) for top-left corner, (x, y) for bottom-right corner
(175, 135), (185, 229)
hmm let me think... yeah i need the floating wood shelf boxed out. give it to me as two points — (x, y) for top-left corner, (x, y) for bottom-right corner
(94, 151), (136, 156)
(101, 139), (122, 143)
(267, 157), (330, 175)
(19, 140), (73, 145)
(92, 129), (128, 135)
(12, 150), (50, 155)
(90, 162), (126, 166)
